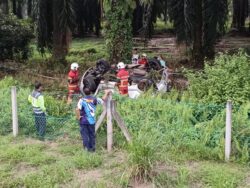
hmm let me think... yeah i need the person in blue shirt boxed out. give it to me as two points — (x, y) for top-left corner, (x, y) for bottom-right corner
(76, 88), (110, 152)
(157, 55), (167, 68)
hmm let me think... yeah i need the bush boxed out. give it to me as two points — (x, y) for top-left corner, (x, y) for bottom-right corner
(0, 13), (33, 60)
(187, 51), (250, 105)
(127, 127), (161, 182)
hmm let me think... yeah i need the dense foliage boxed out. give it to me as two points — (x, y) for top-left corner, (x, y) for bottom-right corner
(0, 13), (33, 61)
(187, 51), (250, 105)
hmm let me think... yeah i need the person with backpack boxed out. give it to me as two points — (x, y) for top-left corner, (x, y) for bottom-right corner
(76, 88), (110, 152)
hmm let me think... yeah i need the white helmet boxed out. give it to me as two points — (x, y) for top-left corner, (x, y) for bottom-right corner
(142, 53), (147, 57)
(71, 62), (79, 70)
(117, 62), (125, 69)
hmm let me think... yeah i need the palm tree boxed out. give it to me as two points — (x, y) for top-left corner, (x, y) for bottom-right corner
(103, 0), (135, 63)
(74, 0), (101, 37)
(0, 0), (9, 14)
(36, 0), (75, 62)
(231, 0), (249, 31)
(52, 0), (75, 62)
(132, 0), (166, 37)
(168, 0), (228, 66)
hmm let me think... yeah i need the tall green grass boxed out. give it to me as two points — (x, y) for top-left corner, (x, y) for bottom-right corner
(0, 77), (78, 138)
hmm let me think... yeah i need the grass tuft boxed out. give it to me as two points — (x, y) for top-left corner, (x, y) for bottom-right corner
(72, 151), (103, 169)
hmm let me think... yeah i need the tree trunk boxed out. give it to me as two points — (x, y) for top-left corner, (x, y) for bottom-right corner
(52, 1), (71, 62)
(0, 0), (9, 14)
(28, 0), (32, 17)
(231, 0), (248, 31)
(16, 0), (22, 18)
(95, 0), (101, 36)
(192, 0), (203, 67)
(22, 0), (28, 19)
(12, 0), (16, 15)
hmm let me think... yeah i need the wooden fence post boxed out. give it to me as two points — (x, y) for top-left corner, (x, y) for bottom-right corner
(95, 92), (131, 152)
(107, 94), (113, 152)
(225, 100), (232, 162)
(111, 100), (131, 142)
(11, 86), (18, 137)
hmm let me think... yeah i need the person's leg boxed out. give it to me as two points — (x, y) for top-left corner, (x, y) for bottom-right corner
(80, 124), (90, 150)
(34, 114), (39, 135)
(36, 113), (45, 140)
(67, 92), (73, 105)
(39, 113), (46, 137)
(88, 124), (96, 152)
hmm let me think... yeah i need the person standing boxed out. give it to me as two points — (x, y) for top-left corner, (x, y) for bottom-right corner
(116, 62), (129, 95)
(67, 62), (80, 104)
(132, 48), (140, 64)
(28, 82), (46, 140)
(76, 88), (110, 152)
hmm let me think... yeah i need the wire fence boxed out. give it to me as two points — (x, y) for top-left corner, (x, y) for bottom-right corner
(0, 87), (249, 156)
(0, 88), (80, 140)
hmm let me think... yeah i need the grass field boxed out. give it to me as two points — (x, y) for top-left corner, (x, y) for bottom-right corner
(0, 135), (249, 188)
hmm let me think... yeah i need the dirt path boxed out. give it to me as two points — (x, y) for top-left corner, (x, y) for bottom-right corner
(135, 35), (250, 69)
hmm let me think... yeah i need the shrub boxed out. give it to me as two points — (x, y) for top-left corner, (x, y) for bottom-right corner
(127, 128), (160, 182)
(0, 13), (33, 60)
(187, 51), (250, 105)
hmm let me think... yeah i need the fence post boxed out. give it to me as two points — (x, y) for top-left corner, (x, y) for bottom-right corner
(225, 100), (232, 162)
(107, 94), (113, 152)
(11, 86), (18, 137)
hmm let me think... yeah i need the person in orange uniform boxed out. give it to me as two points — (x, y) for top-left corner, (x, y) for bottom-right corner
(67, 62), (80, 104)
(116, 62), (129, 95)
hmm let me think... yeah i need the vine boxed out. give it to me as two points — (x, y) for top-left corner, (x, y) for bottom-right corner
(104, 0), (135, 64)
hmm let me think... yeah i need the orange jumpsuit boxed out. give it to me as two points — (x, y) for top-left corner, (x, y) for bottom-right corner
(116, 68), (129, 95)
(68, 70), (80, 98)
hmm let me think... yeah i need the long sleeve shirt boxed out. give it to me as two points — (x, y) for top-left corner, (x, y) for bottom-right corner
(28, 90), (46, 114)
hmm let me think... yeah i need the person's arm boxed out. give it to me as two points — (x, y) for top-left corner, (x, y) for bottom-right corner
(75, 99), (82, 120)
(28, 95), (32, 104)
(102, 90), (111, 101)
(68, 77), (78, 84)
(75, 108), (81, 120)
(68, 72), (79, 84)
(37, 95), (46, 112)
(68, 77), (73, 84)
